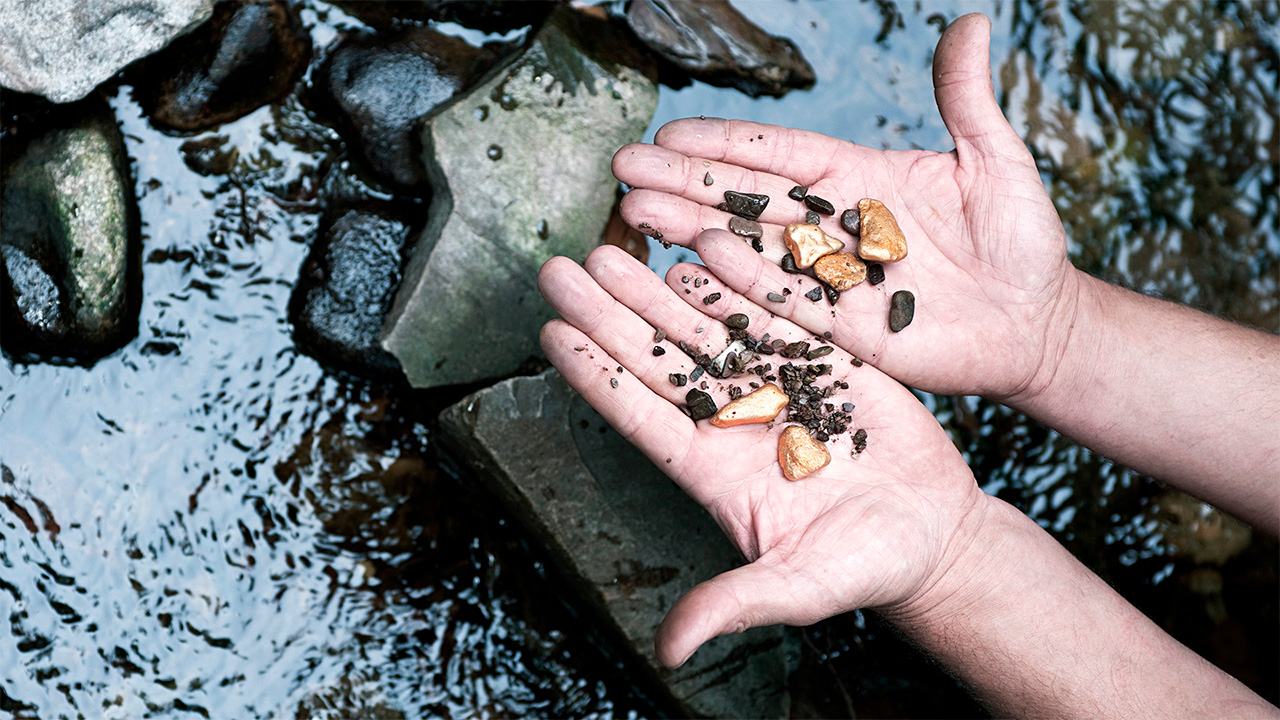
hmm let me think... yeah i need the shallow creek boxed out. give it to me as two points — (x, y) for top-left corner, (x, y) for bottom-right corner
(1, 1), (1275, 718)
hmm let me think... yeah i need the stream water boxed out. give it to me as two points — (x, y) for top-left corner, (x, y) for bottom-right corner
(1, 1), (1275, 718)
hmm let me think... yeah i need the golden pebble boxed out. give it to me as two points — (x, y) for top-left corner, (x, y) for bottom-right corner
(856, 198), (907, 263)
(813, 252), (867, 291)
(710, 384), (789, 428)
(783, 223), (844, 269)
(778, 425), (831, 481)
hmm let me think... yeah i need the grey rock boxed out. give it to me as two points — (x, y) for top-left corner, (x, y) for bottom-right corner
(626, 0), (815, 98)
(290, 206), (415, 379)
(0, 0), (214, 103)
(889, 290), (915, 332)
(132, 0), (310, 131)
(439, 369), (789, 719)
(1, 99), (139, 360)
(381, 8), (658, 388)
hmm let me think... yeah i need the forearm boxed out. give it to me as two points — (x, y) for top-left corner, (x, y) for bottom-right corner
(1013, 271), (1280, 535)
(886, 496), (1276, 718)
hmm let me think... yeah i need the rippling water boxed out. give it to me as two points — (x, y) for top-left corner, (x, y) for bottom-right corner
(1, 1), (1275, 718)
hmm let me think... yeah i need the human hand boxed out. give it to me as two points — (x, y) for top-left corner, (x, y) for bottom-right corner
(538, 244), (991, 667)
(612, 14), (1080, 402)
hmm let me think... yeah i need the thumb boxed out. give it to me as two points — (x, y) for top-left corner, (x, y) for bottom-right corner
(656, 561), (822, 668)
(933, 13), (1031, 165)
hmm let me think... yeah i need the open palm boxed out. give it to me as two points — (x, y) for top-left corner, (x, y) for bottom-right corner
(612, 14), (1079, 401)
(539, 245), (986, 666)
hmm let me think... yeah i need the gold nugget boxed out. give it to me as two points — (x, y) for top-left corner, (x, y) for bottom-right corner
(783, 223), (844, 269)
(855, 198), (907, 263)
(813, 252), (867, 291)
(710, 384), (788, 428)
(778, 425), (831, 481)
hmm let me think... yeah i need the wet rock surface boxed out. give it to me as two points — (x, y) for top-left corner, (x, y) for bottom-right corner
(314, 25), (508, 195)
(382, 8), (658, 388)
(0, 0), (214, 103)
(439, 369), (790, 719)
(333, 0), (555, 34)
(290, 205), (417, 379)
(131, 0), (309, 131)
(1, 99), (138, 360)
(625, 0), (815, 98)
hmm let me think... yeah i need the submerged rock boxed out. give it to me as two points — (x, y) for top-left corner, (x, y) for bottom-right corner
(625, 0), (815, 98)
(315, 26), (508, 195)
(290, 205), (416, 379)
(132, 0), (309, 131)
(0, 0), (214, 103)
(439, 369), (790, 719)
(381, 8), (658, 388)
(1, 99), (139, 361)
(333, 0), (555, 34)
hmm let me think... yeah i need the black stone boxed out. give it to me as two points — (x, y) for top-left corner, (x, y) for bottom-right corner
(805, 210), (821, 225)
(889, 290), (915, 332)
(315, 26), (510, 194)
(290, 205), (416, 378)
(868, 263), (885, 285)
(806, 345), (834, 360)
(669, 373), (687, 386)
(852, 428), (868, 453)
(751, 237), (765, 253)
(685, 389), (718, 421)
(704, 172), (714, 186)
(766, 292), (786, 303)
(804, 287), (823, 302)
(803, 195), (835, 215)
(132, 0), (310, 131)
(780, 341), (809, 359)
(787, 185), (808, 201)
(824, 285), (840, 306)
(723, 190), (770, 220)
(703, 292), (721, 305)
(780, 253), (803, 274)
(840, 207), (860, 236)
(652, 346), (666, 356)
(725, 313), (750, 330)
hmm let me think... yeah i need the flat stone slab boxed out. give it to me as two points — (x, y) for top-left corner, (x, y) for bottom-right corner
(381, 8), (657, 388)
(439, 369), (788, 719)
(0, 0), (213, 103)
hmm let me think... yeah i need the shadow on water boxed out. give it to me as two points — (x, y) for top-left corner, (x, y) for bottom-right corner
(0, 1), (1275, 718)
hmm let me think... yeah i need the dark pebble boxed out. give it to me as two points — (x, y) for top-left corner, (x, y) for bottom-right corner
(851, 357), (863, 367)
(868, 263), (885, 285)
(690, 365), (705, 382)
(824, 285), (840, 306)
(889, 290), (915, 332)
(806, 345), (833, 360)
(729, 385), (743, 401)
(780, 341), (810, 359)
(685, 389), (718, 421)
(703, 292), (721, 305)
(840, 207), (860, 236)
(805, 210), (821, 225)
(715, 202), (730, 212)
(852, 428), (868, 453)
(728, 216), (764, 239)
(766, 292), (786, 303)
(610, 378), (619, 388)
(803, 195), (835, 215)
(654, 328), (667, 342)
(704, 172), (714, 186)
(780, 253), (803, 274)
(669, 373), (687, 386)
(653, 346), (665, 356)
(751, 237), (765, 253)
(804, 287), (823, 302)
(723, 190), (770, 220)
(842, 402), (854, 412)
(725, 313), (750, 330)
(788, 185), (809, 201)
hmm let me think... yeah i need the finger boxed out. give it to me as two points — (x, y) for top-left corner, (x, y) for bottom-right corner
(621, 189), (794, 262)
(652, 117), (868, 187)
(933, 13), (1036, 167)
(540, 320), (713, 503)
(539, 254), (700, 405)
(614, 143), (830, 227)
(656, 560), (834, 668)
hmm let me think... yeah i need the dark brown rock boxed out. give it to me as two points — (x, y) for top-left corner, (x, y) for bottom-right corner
(133, 0), (310, 131)
(840, 207), (860, 236)
(625, 0), (815, 98)
(723, 190), (770, 220)
(728, 215), (764, 239)
(803, 195), (835, 215)
(787, 185), (808, 201)
(867, 262), (885, 285)
(889, 290), (915, 332)
(685, 388), (718, 421)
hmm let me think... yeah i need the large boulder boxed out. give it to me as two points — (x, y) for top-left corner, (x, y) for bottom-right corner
(0, 0), (214, 103)
(1, 99), (139, 361)
(439, 369), (790, 719)
(381, 8), (657, 388)
(131, 0), (310, 131)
